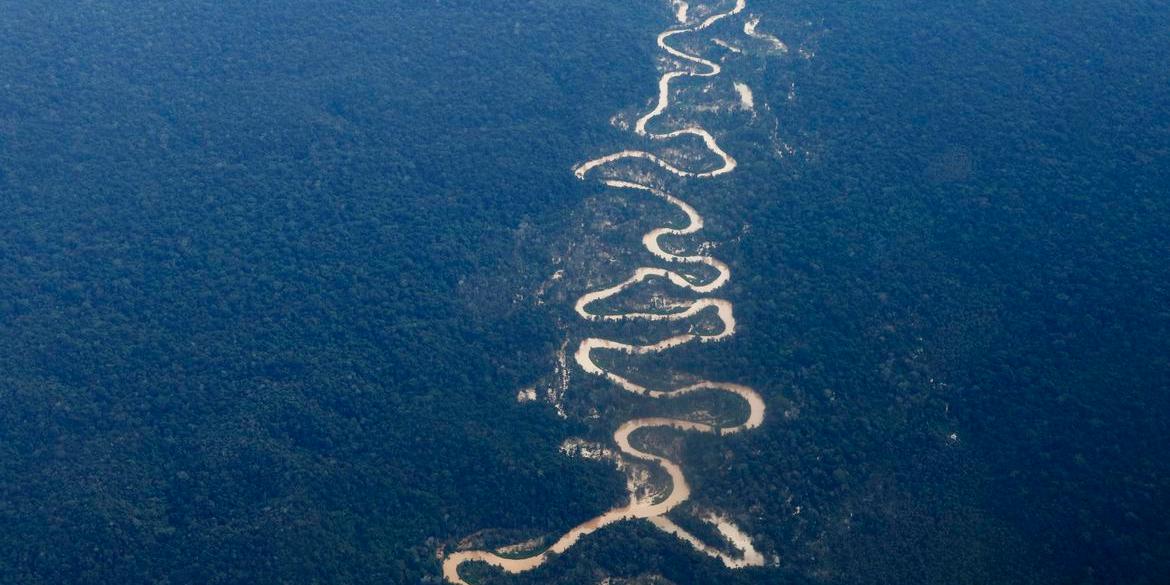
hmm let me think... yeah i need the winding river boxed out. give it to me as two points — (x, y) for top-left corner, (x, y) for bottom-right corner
(443, 1), (768, 582)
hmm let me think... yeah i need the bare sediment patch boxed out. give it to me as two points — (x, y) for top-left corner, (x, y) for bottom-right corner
(713, 38), (744, 54)
(744, 15), (789, 53)
(495, 536), (546, 557)
(733, 82), (755, 110)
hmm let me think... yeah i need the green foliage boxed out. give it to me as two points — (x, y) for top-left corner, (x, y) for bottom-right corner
(1, 0), (1168, 584)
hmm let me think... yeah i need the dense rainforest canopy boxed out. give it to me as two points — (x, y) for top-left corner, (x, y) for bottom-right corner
(1, 0), (1167, 584)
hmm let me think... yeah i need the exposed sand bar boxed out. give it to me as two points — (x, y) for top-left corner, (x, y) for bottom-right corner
(744, 15), (788, 52)
(734, 82), (755, 109)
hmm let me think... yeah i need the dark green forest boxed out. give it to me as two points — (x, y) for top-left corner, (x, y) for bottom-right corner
(1, 0), (1168, 584)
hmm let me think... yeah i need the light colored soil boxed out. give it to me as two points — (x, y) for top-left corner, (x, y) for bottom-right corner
(744, 15), (789, 52)
(733, 82), (755, 109)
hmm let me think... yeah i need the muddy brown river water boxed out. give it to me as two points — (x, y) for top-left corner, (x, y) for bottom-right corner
(442, 2), (774, 582)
